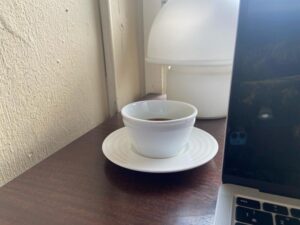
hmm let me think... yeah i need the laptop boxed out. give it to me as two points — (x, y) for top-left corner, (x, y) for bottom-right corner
(214, 0), (300, 225)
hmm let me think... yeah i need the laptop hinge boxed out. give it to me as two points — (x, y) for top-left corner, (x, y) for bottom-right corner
(259, 186), (300, 199)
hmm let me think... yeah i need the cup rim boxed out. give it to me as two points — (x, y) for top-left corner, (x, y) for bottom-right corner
(121, 100), (198, 124)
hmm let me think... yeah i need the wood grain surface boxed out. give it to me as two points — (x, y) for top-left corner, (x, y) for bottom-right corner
(0, 112), (226, 225)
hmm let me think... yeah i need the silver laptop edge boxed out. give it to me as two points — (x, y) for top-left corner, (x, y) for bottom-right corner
(214, 184), (300, 225)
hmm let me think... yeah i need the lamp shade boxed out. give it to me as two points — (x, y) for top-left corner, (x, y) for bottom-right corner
(147, 0), (239, 66)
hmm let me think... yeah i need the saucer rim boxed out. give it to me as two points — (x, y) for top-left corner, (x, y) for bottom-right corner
(102, 127), (218, 173)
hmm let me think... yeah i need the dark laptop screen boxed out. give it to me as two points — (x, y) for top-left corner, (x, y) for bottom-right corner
(223, 0), (300, 193)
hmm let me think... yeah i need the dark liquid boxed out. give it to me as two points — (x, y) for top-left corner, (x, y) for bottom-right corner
(147, 118), (172, 121)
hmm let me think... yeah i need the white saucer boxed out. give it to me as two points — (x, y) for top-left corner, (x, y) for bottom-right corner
(102, 127), (218, 173)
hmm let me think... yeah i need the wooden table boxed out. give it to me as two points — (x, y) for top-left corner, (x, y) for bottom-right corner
(0, 113), (226, 225)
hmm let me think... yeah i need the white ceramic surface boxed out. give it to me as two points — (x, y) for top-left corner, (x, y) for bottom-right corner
(102, 127), (218, 173)
(147, 0), (239, 65)
(166, 65), (232, 118)
(121, 100), (197, 158)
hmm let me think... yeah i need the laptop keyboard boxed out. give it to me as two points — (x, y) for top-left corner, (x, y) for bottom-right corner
(235, 196), (300, 225)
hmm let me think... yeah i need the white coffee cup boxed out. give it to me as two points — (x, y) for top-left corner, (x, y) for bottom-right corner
(121, 100), (197, 158)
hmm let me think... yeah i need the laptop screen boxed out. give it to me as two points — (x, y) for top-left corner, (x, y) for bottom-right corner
(223, 0), (300, 194)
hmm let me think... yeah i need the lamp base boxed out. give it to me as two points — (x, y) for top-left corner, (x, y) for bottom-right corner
(166, 65), (232, 119)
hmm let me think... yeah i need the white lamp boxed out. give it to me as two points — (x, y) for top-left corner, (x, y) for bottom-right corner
(147, 0), (239, 118)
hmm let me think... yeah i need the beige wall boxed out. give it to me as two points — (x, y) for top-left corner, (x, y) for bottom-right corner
(143, 0), (164, 94)
(109, 0), (145, 110)
(0, 0), (108, 186)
